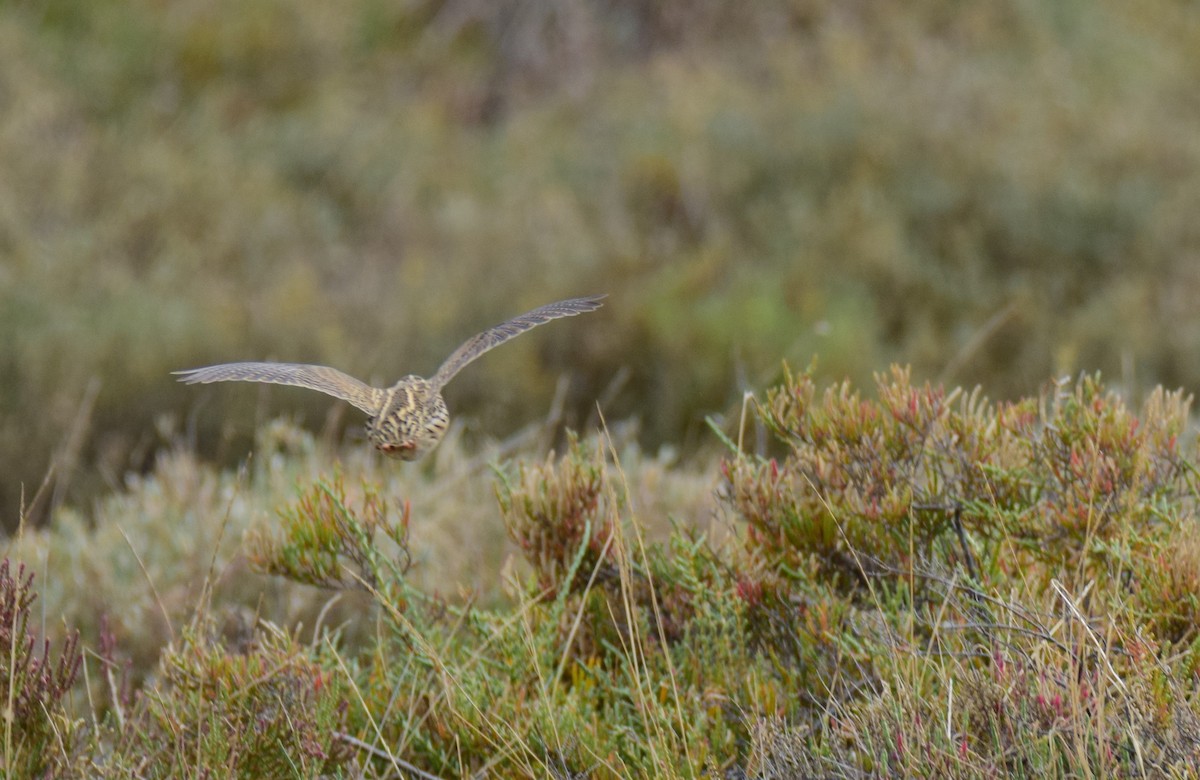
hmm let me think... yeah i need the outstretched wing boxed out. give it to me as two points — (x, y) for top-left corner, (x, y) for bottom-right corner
(174, 362), (385, 415)
(430, 295), (605, 392)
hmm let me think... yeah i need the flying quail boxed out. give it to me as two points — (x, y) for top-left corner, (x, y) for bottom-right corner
(175, 295), (604, 460)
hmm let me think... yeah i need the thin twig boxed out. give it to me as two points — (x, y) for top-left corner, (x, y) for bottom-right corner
(334, 732), (446, 780)
(1051, 578), (1127, 693)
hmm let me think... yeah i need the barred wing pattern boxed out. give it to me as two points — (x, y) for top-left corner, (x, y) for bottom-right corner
(429, 295), (606, 392)
(173, 362), (385, 415)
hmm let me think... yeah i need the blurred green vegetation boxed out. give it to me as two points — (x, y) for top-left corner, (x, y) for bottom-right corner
(2, 0), (1200, 522)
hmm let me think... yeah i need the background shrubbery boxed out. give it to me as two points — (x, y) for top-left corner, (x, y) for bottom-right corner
(3, 0), (1200, 522)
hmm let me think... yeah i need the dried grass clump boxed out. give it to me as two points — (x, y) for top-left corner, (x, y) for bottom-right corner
(0, 559), (83, 777)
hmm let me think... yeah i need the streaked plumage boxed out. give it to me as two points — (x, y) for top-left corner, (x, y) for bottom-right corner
(175, 295), (604, 460)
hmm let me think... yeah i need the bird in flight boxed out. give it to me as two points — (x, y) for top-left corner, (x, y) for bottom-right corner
(175, 295), (604, 460)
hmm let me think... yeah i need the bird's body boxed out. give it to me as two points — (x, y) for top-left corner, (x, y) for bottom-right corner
(175, 295), (603, 460)
(365, 375), (448, 459)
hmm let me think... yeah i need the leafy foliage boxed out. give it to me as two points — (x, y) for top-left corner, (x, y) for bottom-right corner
(11, 368), (1200, 776)
(721, 366), (1200, 776)
(117, 619), (355, 779)
(496, 432), (613, 597)
(247, 470), (411, 591)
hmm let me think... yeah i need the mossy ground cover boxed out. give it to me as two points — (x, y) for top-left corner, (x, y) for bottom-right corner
(5, 368), (1200, 777)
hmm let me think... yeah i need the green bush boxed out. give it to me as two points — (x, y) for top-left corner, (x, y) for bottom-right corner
(11, 367), (1200, 775)
(720, 366), (1200, 775)
(114, 618), (355, 779)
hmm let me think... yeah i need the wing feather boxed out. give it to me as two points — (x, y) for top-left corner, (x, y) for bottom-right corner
(173, 362), (385, 415)
(430, 295), (605, 392)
